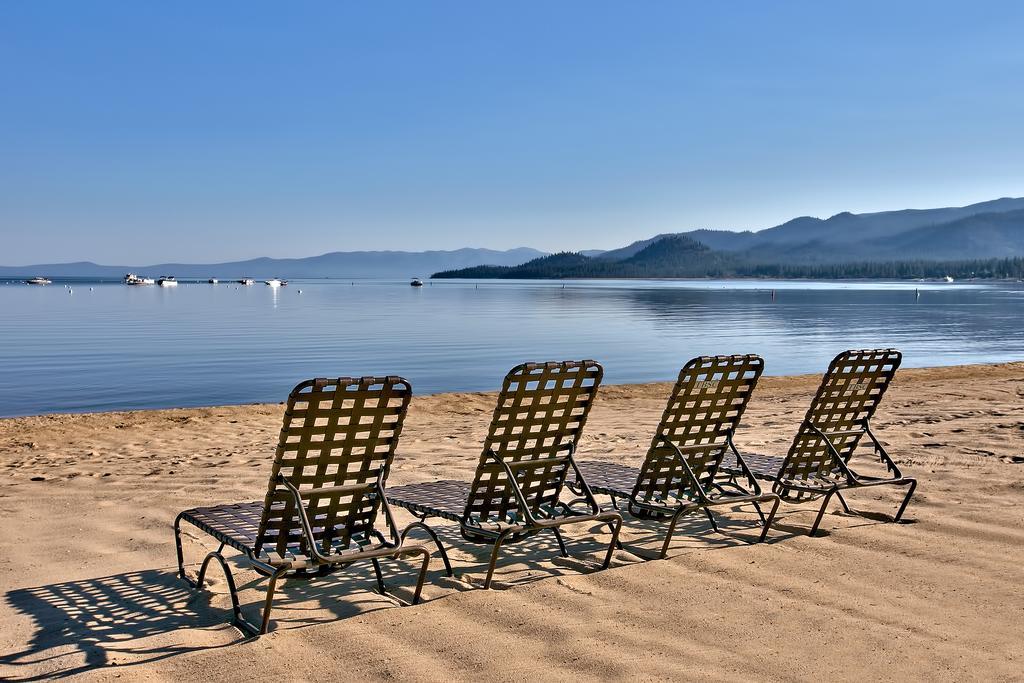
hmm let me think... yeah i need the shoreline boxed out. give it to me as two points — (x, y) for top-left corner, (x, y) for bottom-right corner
(2, 361), (1023, 680)
(1, 360), (1021, 423)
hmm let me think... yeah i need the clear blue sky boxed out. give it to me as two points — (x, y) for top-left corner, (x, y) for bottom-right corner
(2, 1), (1022, 264)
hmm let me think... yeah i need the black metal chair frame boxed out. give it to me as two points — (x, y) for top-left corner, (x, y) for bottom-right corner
(391, 360), (622, 589)
(398, 443), (622, 589)
(721, 349), (917, 536)
(581, 434), (782, 559)
(173, 375), (430, 636)
(175, 470), (430, 636)
(727, 420), (917, 536)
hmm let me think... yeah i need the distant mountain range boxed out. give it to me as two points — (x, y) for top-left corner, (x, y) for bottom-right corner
(0, 247), (546, 279)
(437, 197), (1024, 279)
(596, 196), (1024, 264)
(4, 197), (1024, 279)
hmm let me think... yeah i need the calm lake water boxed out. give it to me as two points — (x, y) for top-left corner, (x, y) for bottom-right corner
(1, 278), (1022, 417)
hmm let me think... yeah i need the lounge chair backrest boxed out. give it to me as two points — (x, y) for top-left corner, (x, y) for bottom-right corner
(463, 360), (603, 525)
(779, 349), (901, 482)
(255, 376), (412, 558)
(632, 355), (764, 504)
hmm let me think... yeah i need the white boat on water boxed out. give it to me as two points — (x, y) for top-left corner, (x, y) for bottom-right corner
(238, 278), (255, 285)
(410, 277), (424, 287)
(208, 278), (219, 284)
(157, 276), (178, 287)
(944, 276), (955, 283)
(264, 278), (283, 287)
(124, 273), (155, 285)
(25, 276), (52, 285)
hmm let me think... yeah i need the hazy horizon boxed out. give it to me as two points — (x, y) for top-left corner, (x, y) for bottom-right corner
(4, 194), (1023, 267)
(3, 2), (1023, 264)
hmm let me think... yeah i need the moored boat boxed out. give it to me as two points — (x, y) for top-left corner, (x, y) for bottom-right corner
(265, 278), (283, 287)
(208, 278), (219, 284)
(25, 276), (52, 285)
(124, 273), (155, 285)
(410, 277), (424, 287)
(238, 278), (255, 285)
(157, 276), (178, 287)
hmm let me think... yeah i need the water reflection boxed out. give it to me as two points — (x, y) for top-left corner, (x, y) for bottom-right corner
(0, 279), (1021, 416)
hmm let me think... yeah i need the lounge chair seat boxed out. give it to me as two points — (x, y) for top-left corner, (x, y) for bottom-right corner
(386, 481), (468, 522)
(574, 461), (642, 495)
(178, 501), (263, 552)
(732, 452), (787, 477)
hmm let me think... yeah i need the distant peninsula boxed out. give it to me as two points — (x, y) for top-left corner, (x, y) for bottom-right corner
(434, 197), (1024, 280)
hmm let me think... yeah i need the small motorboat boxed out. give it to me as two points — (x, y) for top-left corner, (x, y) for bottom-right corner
(943, 276), (955, 283)
(157, 276), (178, 287)
(238, 278), (255, 286)
(410, 277), (424, 287)
(25, 276), (52, 285)
(264, 278), (283, 287)
(208, 278), (219, 284)
(124, 273), (155, 285)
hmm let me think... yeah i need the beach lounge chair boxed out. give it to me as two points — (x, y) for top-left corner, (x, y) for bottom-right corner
(721, 349), (916, 536)
(572, 355), (781, 558)
(386, 360), (623, 589)
(174, 376), (430, 636)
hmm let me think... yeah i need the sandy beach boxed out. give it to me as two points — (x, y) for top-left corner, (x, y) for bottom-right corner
(1, 362), (1023, 681)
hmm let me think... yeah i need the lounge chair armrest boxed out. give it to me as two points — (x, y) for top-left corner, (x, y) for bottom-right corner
(806, 422), (858, 484)
(374, 466), (403, 547)
(274, 475), (334, 564)
(565, 447), (602, 516)
(275, 471), (400, 563)
(863, 423), (904, 479)
(485, 449), (546, 525)
(726, 434), (763, 495)
(661, 437), (713, 503)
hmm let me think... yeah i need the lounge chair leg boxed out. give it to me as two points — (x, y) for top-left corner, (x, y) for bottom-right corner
(609, 494), (621, 511)
(601, 514), (623, 568)
(608, 519), (624, 550)
(195, 550), (251, 636)
(173, 514), (189, 582)
(809, 490), (837, 536)
(757, 496), (781, 543)
(551, 527), (569, 558)
(259, 566), (289, 635)
(835, 491), (852, 514)
(894, 478), (917, 522)
(371, 558), (387, 595)
(751, 500), (767, 525)
(402, 521), (454, 577)
(400, 546), (431, 605)
(660, 507), (694, 559)
(482, 528), (516, 590)
(703, 508), (719, 532)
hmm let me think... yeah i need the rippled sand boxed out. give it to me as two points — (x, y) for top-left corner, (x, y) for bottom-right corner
(1, 363), (1022, 681)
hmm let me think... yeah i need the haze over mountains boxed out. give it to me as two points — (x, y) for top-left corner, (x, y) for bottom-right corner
(3, 197), (1023, 279)
(0, 248), (546, 279)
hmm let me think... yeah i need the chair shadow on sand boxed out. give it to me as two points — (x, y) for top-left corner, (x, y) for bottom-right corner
(0, 557), (424, 681)
(1, 505), (803, 680)
(405, 503), (778, 589)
